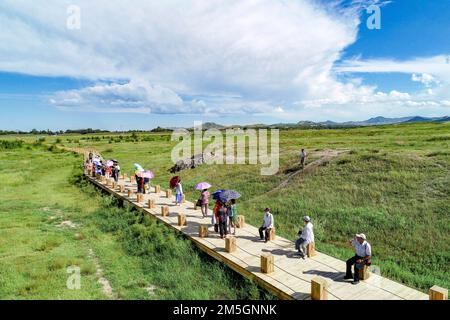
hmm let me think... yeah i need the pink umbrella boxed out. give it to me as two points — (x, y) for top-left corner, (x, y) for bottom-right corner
(195, 182), (212, 190)
(142, 170), (155, 179)
(106, 160), (114, 166)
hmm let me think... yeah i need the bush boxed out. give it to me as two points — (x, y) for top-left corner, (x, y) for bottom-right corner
(0, 139), (23, 150)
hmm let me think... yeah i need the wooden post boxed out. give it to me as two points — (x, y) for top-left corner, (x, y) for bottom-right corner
(177, 213), (187, 226)
(307, 242), (317, 257)
(182, 194), (186, 203)
(261, 253), (274, 274)
(311, 277), (328, 300)
(161, 206), (169, 217)
(225, 236), (236, 253)
(127, 189), (133, 198)
(112, 181), (117, 189)
(123, 173), (127, 180)
(148, 199), (155, 209)
(137, 194), (144, 203)
(268, 228), (276, 241)
(236, 215), (245, 228)
(194, 203), (198, 210)
(154, 185), (161, 194)
(359, 265), (370, 280)
(429, 285), (448, 300)
(166, 189), (172, 198)
(199, 225), (209, 238)
(130, 175), (136, 183)
(119, 185), (125, 193)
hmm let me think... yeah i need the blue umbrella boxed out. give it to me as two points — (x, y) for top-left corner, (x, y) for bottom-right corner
(218, 190), (241, 203)
(212, 189), (225, 200)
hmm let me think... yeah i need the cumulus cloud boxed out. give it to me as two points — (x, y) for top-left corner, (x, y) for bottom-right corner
(411, 73), (439, 87)
(0, 0), (449, 119)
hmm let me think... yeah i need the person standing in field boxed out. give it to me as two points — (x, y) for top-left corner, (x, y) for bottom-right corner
(295, 216), (314, 259)
(200, 188), (209, 218)
(175, 180), (183, 206)
(228, 199), (237, 235)
(259, 208), (274, 243)
(345, 233), (372, 285)
(300, 148), (307, 169)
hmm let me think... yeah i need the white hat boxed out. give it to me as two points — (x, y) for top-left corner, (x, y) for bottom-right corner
(356, 233), (366, 240)
(303, 216), (311, 222)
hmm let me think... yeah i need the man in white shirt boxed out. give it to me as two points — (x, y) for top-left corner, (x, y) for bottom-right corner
(345, 233), (372, 285)
(295, 216), (314, 259)
(259, 208), (274, 243)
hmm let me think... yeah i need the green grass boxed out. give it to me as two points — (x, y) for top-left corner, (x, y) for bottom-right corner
(1, 121), (449, 297)
(0, 145), (271, 299)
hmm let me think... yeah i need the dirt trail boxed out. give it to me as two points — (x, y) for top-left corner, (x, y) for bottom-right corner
(268, 149), (349, 194)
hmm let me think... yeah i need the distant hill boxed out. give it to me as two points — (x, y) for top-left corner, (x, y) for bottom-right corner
(159, 115), (449, 131)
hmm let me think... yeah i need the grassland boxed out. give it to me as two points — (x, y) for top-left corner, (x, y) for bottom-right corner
(1, 121), (449, 297)
(0, 143), (271, 299)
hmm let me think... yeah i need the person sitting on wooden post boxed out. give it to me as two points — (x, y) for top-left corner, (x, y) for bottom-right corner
(295, 216), (314, 259)
(259, 208), (274, 243)
(345, 233), (372, 285)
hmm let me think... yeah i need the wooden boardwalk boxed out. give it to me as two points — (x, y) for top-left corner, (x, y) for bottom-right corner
(86, 173), (429, 300)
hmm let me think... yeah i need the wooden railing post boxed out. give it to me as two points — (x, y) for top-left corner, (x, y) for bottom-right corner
(429, 285), (448, 300)
(236, 215), (245, 228)
(177, 213), (187, 226)
(199, 224), (209, 238)
(261, 253), (274, 274)
(307, 242), (317, 257)
(311, 277), (328, 300)
(161, 206), (169, 217)
(225, 236), (236, 253)
(166, 189), (172, 198)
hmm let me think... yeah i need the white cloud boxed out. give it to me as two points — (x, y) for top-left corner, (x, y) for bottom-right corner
(0, 0), (449, 119)
(411, 73), (439, 87)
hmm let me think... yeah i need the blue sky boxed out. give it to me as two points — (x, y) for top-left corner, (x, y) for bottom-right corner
(0, 0), (449, 131)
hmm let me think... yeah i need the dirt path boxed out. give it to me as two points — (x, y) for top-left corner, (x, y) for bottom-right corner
(88, 248), (118, 299)
(268, 149), (349, 194)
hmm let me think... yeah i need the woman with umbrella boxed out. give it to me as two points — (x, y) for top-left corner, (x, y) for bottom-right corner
(142, 170), (154, 194)
(196, 182), (211, 218)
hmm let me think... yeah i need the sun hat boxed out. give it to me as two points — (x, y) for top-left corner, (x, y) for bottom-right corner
(264, 207), (271, 212)
(303, 216), (311, 222)
(356, 233), (366, 240)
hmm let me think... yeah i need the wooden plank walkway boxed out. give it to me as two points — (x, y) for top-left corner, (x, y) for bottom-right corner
(86, 173), (428, 300)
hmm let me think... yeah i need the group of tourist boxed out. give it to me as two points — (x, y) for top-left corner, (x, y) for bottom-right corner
(84, 152), (121, 182)
(85, 147), (372, 285)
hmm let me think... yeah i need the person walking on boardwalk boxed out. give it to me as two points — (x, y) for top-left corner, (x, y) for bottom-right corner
(295, 216), (314, 259)
(345, 233), (372, 285)
(218, 203), (229, 239)
(112, 161), (120, 182)
(175, 180), (183, 206)
(259, 208), (274, 243)
(228, 199), (237, 235)
(213, 200), (222, 233)
(200, 189), (209, 218)
(300, 148), (307, 169)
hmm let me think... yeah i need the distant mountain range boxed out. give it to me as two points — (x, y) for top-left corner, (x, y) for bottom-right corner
(175, 115), (449, 130)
